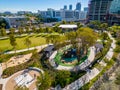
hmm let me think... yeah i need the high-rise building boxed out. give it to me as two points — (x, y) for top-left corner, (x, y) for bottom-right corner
(84, 7), (88, 12)
(61, 10), (75, 21)
(110, 0), (120, 14)
(37, 1), (88, 22)
(88, 0), (113, 22)
(74, 10), (80, 20)
(76, 2), (81, 11)
(109, 0), (120, 24)
(79, 11), (87, 20)
(64, 5), (67, 10)
(46, 8), (55, 18)
(69, 4), (72, 10)
(17, 11), (32, 15)
(55, 10), (62, 21)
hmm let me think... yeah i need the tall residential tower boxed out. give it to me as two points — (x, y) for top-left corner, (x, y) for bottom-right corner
(69, 4), (72, 10)
(76, 2), (81, 11)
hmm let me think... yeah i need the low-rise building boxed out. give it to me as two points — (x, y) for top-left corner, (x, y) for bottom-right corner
(79, 11), (87, 20)
(2, 16), (27, 28)
(59, 24), (78, 32)
(61, 10), (75, 21)
(38, 8), (87, 22)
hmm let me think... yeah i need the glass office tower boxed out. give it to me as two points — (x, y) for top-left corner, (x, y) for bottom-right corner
(76, 2), (81, 11)
(69, 5), (72, 10)
(88, 0), (113, 22)
(108, 0), (120, 24)
(110, 0), (120, 14)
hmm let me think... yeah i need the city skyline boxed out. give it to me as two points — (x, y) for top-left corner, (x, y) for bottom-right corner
(0, 0), (89, 13)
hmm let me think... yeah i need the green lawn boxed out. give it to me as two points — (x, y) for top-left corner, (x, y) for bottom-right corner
(0, 34), (46, 52)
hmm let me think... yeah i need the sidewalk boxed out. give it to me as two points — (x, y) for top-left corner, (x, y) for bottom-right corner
(4, 44), (49, 54)
(105, 32), (116, 60)
(54, 32), (116, 90)
(62, 68), (100, 90)
(56, 46), (96, 71)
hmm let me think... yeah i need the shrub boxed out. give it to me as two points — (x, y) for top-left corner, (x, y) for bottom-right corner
(116, 39), (120, 46)
(2, 50), (41, 78)
(114, 46), (120, 53)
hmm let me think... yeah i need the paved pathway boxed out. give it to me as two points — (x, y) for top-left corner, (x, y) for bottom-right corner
(0, 44), (48, 90)
(53, 32), (116, 90)
(0, 32), (116, 90)
(0, 65), (2, 78)
(105, 32), (116, 60)
(55, 46), (96, 71)
(62, 68), (100, 90)
(49, 51), (58, 67)
(4, 44), (49, 54)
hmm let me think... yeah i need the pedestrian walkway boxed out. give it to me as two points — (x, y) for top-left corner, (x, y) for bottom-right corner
(49, 51), (58, 67)
(56, 46), (96, 71)
(4, 44), (49, 54)
(62, 68), (100, 90)
(0, 66), (2, 78)
(105, 32), (116, 60)
(53, 32), (116, 90)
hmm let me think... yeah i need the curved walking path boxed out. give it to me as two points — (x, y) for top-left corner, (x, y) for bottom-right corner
(61, 32), (116, 90)
(105, 32), (116, 60)
(49, 46), (96, 71)
(0, 44), (48, 90)
(62, 68), (100, 90)
(0, 44), (48, 77)
(0, 32), (116, 90)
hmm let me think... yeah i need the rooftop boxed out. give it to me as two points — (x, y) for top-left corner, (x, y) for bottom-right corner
(44, 45), (54, 52)
(59, 24), (77, 29)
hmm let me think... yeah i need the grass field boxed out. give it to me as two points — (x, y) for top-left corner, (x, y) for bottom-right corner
(0, 34), (47, 52)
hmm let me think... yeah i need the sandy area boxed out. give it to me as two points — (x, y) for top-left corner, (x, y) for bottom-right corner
(2, 53), (32, 71)
(5, 70), (40, 90)
(1, 45), (45, 71)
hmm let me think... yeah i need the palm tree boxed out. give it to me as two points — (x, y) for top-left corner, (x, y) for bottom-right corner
(24, 38), (31, 50)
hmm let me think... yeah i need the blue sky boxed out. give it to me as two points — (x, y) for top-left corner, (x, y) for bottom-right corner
(0, 0), (89, 13)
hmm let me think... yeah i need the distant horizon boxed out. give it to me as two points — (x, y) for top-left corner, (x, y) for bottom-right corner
(0, 0), (89, 13)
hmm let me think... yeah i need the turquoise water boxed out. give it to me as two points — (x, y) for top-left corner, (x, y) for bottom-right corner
(63, 56), (77, 62)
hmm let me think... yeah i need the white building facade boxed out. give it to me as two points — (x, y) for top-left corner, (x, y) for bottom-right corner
(38, 9), (87, 21)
